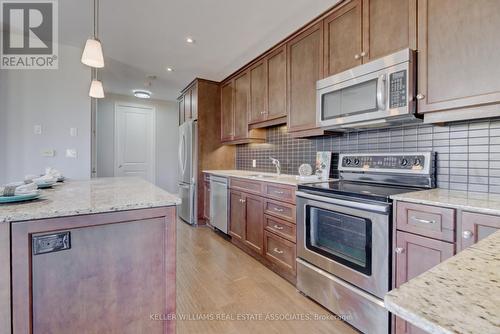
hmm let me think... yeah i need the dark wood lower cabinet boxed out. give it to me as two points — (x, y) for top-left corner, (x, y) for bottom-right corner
(11, 207), (176, 334)
(243, 193), (264, 254)
(229, 190), (245, 241)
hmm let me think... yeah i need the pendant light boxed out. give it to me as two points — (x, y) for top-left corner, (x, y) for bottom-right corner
(81, 0), (104, 68)
(89, 68), (105, 98)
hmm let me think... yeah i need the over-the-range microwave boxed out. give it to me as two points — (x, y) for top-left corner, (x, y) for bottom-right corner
(317, 48), (420, 130)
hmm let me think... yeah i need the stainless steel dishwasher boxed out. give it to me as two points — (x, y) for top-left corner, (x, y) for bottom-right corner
(209, 175), (228, 234)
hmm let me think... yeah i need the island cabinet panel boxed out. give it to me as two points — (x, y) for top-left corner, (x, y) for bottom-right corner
(11, 207), (176, 334)
(323, 0), (362, 77)
(203, 176), (210, 222)
(0, 224), (10, 334)
(395, 231), (454, 334)
(220, 80), (235, 142)
(460, 212), (500, 251)
(287, 22), (324, 136)
(417, 0), (500, 121)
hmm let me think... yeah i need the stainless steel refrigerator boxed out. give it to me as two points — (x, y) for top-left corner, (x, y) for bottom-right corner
(178, 120), (197, 225)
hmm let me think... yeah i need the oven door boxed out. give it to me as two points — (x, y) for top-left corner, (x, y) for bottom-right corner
(296, 191), (391, 298)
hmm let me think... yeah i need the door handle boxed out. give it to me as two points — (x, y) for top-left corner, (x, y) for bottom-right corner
(118, 164), (123, 168)
(376, 74), (386, 110)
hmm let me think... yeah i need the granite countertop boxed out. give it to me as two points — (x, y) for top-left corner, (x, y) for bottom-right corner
(0, 177), (181, 223)
(391, 188), (500, 216)
(203, 169), (328, 186)
(385, 231), (500, 334)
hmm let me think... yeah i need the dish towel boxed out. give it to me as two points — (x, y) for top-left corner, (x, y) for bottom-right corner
(0, 182), (38, 197)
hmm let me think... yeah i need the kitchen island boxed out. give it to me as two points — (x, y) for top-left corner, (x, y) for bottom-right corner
(385, 230), (500, 334)
(0, 177), (180, 334)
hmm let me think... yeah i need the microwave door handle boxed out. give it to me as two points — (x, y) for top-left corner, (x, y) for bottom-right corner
(376, 74), (387, 110)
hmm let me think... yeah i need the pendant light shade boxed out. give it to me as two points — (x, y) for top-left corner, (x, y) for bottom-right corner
(89, 79), (105, 98)
(81, 38), (104, 68)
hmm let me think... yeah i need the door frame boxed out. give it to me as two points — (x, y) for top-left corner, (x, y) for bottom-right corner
(114, 101), (157, 183)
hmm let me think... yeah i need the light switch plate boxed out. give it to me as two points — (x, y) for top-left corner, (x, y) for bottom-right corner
(65, 149), (77, 158)
(70, 127), (77, 137)
(34, 125), (42, 135)
(41, 149), (55, 157)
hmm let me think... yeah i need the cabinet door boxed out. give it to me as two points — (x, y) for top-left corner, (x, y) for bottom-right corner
(323, 0), (362, 77)
(460, 212), (500, 251)
(220, 80), (234, 141)
(417, 0), (500, 114)
(184, 89), (192, 120)
(203, 180), (210, 221)
(229, 191), (245, 241)
(287, 22), (323, 133)
(362, 0), (416, 62)
(267, 46), (287, 120)
(243, 193), (264, 254)
(190, 85), (198, 120)
(395, 231), (454, 334)
(249, 60), (267, 124)
(178, 96), (185, 125)
(233, 71), (250, 140)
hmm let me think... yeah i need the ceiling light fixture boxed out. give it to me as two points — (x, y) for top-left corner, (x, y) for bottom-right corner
(81, 0), (104, 68)
(166, 67), (173, 72)
(133, 90), (152, 99)
(186, 37), (195, 44)
(89, 79), (105, 99)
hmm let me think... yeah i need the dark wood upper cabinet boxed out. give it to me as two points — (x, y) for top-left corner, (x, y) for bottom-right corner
(266, 46), (287, 121)
(178, 95), (185, 125)
(287, 22), (324, 135)
(220, 80), (234, 142)
(324, 0), (362, 77)
(362, 0), (416, 63)
(233, 71), (251, 140)
(249, 60), (267, 124)
(418, 0), (500, 122)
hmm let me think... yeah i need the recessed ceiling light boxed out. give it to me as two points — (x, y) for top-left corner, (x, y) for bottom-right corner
(133, 90), (152, 99)
(166, 67), (173, 72)
(186, 37), (195, 44)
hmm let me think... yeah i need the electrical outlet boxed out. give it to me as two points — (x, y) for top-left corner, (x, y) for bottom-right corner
(34, 125), (42, 135)
(41, 149), (55, 157)
(252, 159), (257, 168)
(65, 149), (77, 158)
(70, 127), (78, 137)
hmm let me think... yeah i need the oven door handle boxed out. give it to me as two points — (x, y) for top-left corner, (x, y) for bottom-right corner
(376, 74), (387, 111)
(296, 191), (390, 214)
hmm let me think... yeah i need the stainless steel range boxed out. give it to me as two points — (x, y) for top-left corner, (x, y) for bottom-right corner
(296, 152), (436, 334)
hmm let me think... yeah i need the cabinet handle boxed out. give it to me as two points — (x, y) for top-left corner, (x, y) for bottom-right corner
(273, 207), (284, 213)
(354, 54), (360, 60)
(416, 93), (425, 100)
(395, 247), (405, 254)
(274, 190), (285, 195)
(360, 51), (367, 57)
(273, 247), (284, 254)
(462, 230), (473, 239)
(273, 224), (284, 230)
(411, 217), (436, 225)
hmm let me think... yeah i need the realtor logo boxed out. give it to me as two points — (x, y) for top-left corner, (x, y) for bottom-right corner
(1, 0), (58, 69)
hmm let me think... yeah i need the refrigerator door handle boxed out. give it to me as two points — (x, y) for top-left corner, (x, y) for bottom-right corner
(178, 131), (186, 177)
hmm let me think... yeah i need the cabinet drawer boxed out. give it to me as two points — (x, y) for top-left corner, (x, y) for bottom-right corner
(264, 199), (295, 222)
(264, 231), (296, 273)
(230, 178), (262, 195)
(396, 202), (455, 242)
(264, 215), (296, 243)
(263, 183), (295, 204)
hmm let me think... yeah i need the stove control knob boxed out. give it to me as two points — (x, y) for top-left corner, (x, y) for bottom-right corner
(354, 158), (360, 166)
(414, 158), (422, 166)
(344, 158), (352, 166)
(400, 158), (409, 167)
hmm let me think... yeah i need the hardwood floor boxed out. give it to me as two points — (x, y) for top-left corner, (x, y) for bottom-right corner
(176, 221), (358, 334)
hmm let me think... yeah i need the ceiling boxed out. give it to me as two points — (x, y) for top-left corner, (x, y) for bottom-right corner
(61, 0), (340, 101)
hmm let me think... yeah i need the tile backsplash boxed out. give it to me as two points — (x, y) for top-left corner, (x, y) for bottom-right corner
(236, 119), (500, 194)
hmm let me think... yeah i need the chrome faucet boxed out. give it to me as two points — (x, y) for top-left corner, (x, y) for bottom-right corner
(269, 157), (281, 176)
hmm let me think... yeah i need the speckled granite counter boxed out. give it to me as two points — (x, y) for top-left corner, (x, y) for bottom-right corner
(203, 169), (327, 186)
(385, 231), (500, 334)
(0, 177), (181, 223)
(391, 188), (500, 216)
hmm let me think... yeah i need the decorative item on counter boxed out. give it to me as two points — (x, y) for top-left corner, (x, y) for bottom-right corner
(45, 167), (65, 182)
(0, 182), (40, 203)
(315, 151), (332, 181)
(298, 163), (313, 176)
(25, 174), (57, 189)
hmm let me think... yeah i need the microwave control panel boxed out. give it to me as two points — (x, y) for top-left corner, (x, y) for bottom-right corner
(389, 70), (407, 109)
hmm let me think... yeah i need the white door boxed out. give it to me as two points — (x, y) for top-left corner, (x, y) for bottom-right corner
(114, 103), (156, 183)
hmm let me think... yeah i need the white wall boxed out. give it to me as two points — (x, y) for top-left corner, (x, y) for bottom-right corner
(0, 44), (92, 184)
(96, 94), (179, 193)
